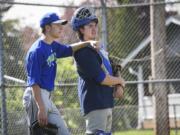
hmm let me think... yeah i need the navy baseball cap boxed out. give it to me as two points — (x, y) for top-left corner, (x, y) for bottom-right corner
(40, 13), (68, 28)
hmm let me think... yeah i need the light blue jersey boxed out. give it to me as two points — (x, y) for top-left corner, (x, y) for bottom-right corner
(26, 38), (72, 91)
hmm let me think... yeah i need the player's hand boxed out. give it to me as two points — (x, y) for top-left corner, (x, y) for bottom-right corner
(113, 85), (124, 99)
(89, 40), (100, 50)
(119, 78), (125, 88)
(38, 107), (48, 126)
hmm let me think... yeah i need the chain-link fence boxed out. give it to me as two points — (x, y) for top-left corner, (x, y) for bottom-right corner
(1, 0), (180, 135)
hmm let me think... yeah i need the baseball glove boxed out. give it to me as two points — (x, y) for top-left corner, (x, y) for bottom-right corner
(109, 57), (124, 99)
(30, 120), (58, 135)
(109, 57), (122, 76)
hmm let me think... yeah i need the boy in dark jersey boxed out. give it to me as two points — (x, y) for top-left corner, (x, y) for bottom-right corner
(71, 7), (125, 135)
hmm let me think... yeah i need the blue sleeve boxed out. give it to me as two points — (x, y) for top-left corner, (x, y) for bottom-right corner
(54, 43), (73, 58)
(26, 50), (43, 86)
(74, 48), (106, 83)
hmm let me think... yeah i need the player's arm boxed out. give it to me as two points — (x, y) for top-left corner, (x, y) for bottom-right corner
(26, 51), (47, 126)
(32, 84), (47, 126)
(101, 74), (125, 87)
(70, 40), (99, 52)
(74, 47), (125, 87)
(74, 48), (125, 87)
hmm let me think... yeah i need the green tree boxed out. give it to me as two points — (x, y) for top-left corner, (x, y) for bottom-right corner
(105, 1), (151, 129)
(2, 19), (26, 81)
(107, 0), (150, 56)
(54, 57), (79, 108)
(107, 0), (150, 106)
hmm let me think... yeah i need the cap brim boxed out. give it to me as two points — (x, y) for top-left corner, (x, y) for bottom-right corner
(52, 20), (68, 25)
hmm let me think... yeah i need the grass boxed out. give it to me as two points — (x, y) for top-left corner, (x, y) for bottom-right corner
(114, 129), (180, 135)
(114, 130), (152, 135)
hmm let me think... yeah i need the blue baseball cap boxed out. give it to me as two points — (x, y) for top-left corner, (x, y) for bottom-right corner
(40, 13), (68, 28)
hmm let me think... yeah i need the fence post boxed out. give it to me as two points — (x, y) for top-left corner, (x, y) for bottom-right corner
(173, 104), (178, 135)
(150, 0), (170, 135)
(0, 13), (8, 135)
(137, 66), (144, 129)
(129, 66), (145, 129)
(100, 0), (108, 50)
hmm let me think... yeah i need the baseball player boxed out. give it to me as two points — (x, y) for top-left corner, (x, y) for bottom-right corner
(22, 12), (99, 135)
(71, 7), (125, 135)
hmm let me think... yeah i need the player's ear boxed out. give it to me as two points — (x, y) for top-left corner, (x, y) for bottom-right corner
(44, 24), (51, 32)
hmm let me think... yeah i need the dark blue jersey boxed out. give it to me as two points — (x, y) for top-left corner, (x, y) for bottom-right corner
(74, 47), (114, 115)
(26, 38), (72, 91)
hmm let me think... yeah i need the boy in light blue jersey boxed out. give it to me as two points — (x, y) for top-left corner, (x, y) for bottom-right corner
(23, 12), (99, 135)
(26, 39), (74, 91)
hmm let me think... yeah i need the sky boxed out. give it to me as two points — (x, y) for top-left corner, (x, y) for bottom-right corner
(3, 0), (180, 29)
(3, 0), (86, 29)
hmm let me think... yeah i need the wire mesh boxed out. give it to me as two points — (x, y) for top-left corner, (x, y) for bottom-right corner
(1, 0), (180, 135)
